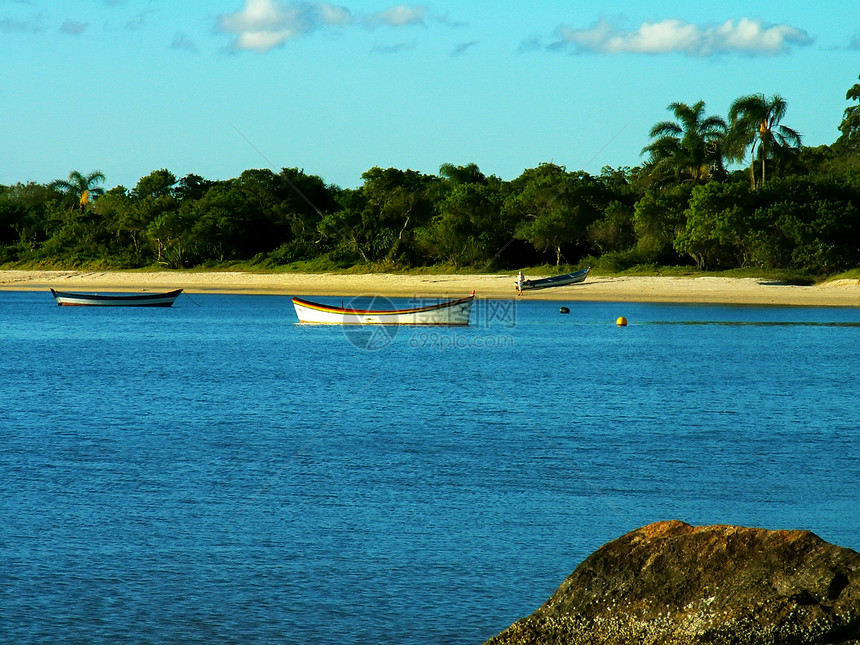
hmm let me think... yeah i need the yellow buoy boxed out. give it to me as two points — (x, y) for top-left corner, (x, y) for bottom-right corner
(616, 316), (628, 327)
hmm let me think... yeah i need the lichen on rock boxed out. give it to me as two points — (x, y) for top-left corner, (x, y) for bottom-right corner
(485, 520), (860, 645)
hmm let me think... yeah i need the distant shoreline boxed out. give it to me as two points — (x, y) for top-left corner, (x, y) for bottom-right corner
(1, 270), (859, 306)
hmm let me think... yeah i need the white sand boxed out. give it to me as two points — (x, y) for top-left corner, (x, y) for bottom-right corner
(1, 270), (859, 306)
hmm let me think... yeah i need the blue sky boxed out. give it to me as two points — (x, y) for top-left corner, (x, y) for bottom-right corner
(2, 0), (858, 190)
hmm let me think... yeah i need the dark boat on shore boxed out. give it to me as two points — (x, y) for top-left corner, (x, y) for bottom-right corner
(518, 267), (590, 291)
(50, 288), (182, 307)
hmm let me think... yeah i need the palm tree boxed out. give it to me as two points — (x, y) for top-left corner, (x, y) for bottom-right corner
(728, 94), (802, 189)
(50, 169), (106, 210)
(641, 100), (727, 185)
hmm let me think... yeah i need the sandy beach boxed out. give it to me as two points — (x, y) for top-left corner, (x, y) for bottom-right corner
(1, 269), (859, 307)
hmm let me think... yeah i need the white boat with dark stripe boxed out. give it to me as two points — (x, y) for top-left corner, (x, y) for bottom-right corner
(292, 294), (475, 325)
(50, 288), (183, 307)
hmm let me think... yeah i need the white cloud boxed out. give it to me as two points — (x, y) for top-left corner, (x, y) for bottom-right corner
(370, 41), (414, 54)
(552, 17), (813, 57)
(219, 0), (353, 52)
(0, 15), (44, 32)
(370, 4), (425, 28)
(59, 19), (87, 35)
(125, 9), (154, 31)
(219, 0), (432, 52)
(170, 33), (198, 53)
(517, 35), (544, 53)
(435, 12), (467, 29)
(317, 3), (351, 27)
(452, 40), (478, 56)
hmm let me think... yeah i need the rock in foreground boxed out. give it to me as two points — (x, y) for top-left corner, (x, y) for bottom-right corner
(486, 520), (859, 645)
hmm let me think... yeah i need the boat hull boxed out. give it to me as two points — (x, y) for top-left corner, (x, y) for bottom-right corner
(50, 289), (183, 307)
(292, 295), (474, 325)
(519, 267), (590, 290)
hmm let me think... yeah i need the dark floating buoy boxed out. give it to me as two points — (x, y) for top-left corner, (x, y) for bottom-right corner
(559, 306), (570, 314)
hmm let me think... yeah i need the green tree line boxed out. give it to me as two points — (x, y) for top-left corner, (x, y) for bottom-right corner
(2, 78), (859, 274)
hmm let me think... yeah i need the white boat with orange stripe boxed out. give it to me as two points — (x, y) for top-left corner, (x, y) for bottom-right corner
(292, 294), (475, 325)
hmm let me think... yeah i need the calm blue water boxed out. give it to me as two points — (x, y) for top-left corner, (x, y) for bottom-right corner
(1, 291), (858, 644)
